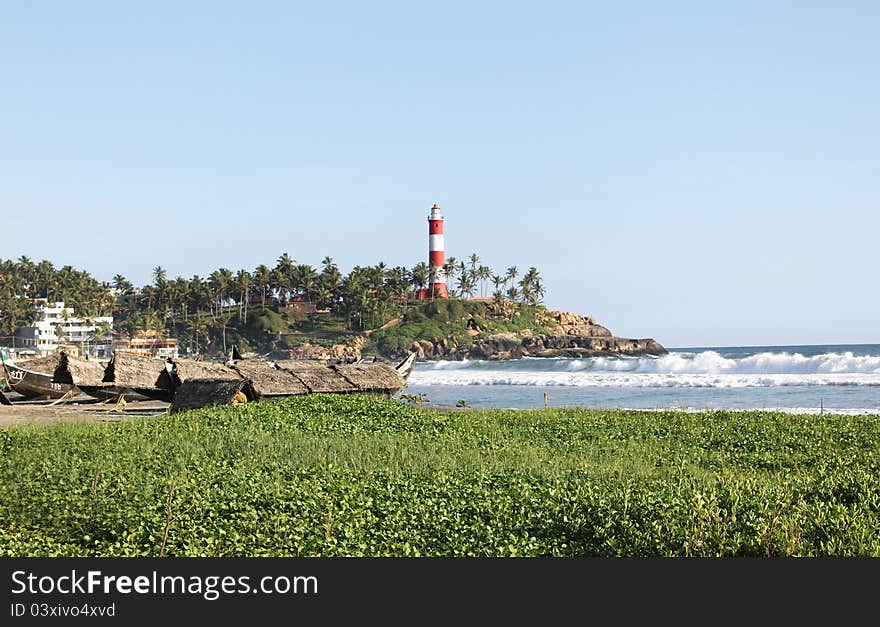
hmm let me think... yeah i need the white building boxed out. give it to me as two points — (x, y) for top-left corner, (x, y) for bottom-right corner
(14, 300), (114, 358)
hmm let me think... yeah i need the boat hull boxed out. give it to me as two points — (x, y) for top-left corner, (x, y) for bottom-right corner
(4, 363), (79, 400)
(78, 385), (154, 402)
(128, 388), (173, 403)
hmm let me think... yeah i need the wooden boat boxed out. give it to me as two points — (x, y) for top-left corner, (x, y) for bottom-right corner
(53, 352), (152, 402)
(0, 355), (79, 400)
(100, 351), (176, 402)
(392, 352), (416, 381)
(169, 352), (417, 413)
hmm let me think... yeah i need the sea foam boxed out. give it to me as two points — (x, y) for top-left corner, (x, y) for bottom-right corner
(409, 351), (880, 388)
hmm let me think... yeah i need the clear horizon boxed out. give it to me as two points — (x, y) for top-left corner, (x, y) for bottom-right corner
(3, 2), (878, 347)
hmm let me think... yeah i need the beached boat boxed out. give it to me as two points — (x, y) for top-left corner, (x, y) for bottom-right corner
(0, 355), (78, 400)
(169, 352), (417, 413)
(101, 351), (175, 402)
(53, 352), (152, 402)
(0, 349), (418, 410)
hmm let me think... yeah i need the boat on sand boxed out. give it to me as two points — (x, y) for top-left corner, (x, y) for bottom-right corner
(1, 355), (77, 400)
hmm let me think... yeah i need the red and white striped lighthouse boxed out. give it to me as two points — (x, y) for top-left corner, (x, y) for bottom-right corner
(427, 203), (449, 299)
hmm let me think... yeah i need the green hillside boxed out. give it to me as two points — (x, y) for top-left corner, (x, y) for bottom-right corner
(167, 299), (554, 360)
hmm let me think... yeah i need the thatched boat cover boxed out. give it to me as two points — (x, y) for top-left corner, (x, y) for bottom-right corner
(276, 362), (358, 394)
(229, 362), (309, 396)
(272, 360), (329, 372)
(9, 355), (61, 375)
(333, 363), (406, 394)
(53, 352), (108, 387)
(169, 359), (241, 386)
(170, 378), (258, 414)
(105, 351), (168, 390)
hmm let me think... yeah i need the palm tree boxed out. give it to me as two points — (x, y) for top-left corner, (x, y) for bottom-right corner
(253, 264), (272, 305)
(152, 266), (167, 287)
(533, 280), (545, 305)
(492, 274), (506, 294)
(212, 312), (234, 358)
(171, 277), (190, 321)
(457, 274), (476, 298)
(188, 276), (211, 317)
(112, 274), (132, 293)
(443, 257), (458, 290)
(519, 267), (543, 306)
(235, 270), (252, 323)
(209, 268), (234, 314)
(410, 263), (429, 296)
(429, 263), (442, 299)
(385, 266), (410, 295)
(274, 254), (295, 302)
(319, 262), (342, 309)
(293, 264), (318, 304)
(17, 256), (34, 282)
(32, 260), (54, 300)
(313, 284), (333, 310)
(276, 253), (295, 274)
(89, 321), (112, 343)
(477, 265), (492, 297)
(506, 266), (519, 287)
(468, 253), (480, 274)
(186, 316), (209, 355)
(270, 269), (286, 304)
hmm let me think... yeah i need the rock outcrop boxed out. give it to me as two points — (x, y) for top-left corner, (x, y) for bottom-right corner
(282, 337), (365, 363)
(404, 309), (666, 361)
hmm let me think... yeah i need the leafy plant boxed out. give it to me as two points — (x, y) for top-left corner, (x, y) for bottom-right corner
(2, 397), (878, 557)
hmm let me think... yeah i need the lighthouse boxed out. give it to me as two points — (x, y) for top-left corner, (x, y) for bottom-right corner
(427, 203), (449, 299)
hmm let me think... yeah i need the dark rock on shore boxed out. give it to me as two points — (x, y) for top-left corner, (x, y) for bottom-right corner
(403, 309), (667, 361)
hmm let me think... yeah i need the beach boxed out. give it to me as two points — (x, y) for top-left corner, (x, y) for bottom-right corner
(0, 394), (169, 428)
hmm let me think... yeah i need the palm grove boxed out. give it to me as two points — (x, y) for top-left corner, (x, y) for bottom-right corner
(1, 254), (545, 356)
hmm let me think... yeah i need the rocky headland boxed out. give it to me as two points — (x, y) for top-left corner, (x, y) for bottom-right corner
(267, 303), (666, 364)
(405, 309), (667, 361)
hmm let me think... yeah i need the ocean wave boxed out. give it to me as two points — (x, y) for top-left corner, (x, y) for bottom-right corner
(407, 371), (880, 388)
(420, 351), (880, 376)
(412, 350), (880, 388)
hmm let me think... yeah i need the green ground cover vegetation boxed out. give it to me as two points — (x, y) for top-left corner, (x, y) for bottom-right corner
(2, 395), (878, 556)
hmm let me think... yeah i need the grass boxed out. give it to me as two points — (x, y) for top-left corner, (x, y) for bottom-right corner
(1, 395), (879, 556)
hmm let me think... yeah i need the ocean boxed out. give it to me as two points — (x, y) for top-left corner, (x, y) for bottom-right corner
(404, 344), (880, 414)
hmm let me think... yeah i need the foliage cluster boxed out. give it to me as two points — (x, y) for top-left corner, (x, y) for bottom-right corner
(2, 396), (878, 557)
(370, 300), (554, 356)
(1, 254), (546, 359)
(0, 258), (114, 336)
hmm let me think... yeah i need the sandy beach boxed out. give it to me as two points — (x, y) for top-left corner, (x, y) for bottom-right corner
(0, 392), (169, 428)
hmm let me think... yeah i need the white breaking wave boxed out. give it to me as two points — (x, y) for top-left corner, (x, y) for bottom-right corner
(410, 351), (880, 388)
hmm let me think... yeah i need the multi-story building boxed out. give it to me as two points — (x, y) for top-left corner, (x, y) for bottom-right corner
(14, 300), (114, 358)
(113, 331), (179, 359)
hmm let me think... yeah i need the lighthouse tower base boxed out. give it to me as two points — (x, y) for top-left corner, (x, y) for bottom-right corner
(415, 285), (449, 301)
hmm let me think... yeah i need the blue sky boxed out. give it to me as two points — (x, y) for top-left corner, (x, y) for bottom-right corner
(2, 1), (877, 347)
